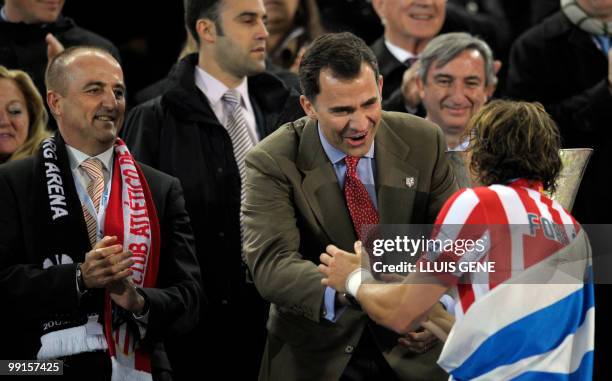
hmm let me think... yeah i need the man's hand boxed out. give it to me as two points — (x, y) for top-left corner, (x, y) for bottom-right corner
(289, 46), (307, 74)
(319, 241), (362, 293)
(80, 236), (134, 289)
(45, 33), (64, 66)
(420, 302), (455, 342)
(398, 328), (439, 353)
(108, 277), (146, 314)
(401, 61), (421, 110)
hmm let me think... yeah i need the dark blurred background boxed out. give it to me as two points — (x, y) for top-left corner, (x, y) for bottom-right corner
(61, 1), (186, 103)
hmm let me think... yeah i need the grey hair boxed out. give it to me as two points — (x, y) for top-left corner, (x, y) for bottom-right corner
(418, 32), (496, 86)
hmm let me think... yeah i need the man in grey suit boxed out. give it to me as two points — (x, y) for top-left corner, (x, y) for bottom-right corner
(243, 32), (457, 381)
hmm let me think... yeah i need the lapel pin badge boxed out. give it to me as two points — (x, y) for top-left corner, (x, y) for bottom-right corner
(405, 177), (415, 188)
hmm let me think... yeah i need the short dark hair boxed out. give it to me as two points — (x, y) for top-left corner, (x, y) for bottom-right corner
(299, 32), (379, 100)
(184, 0), (225, 43)
(45, 46), (114, 95)
(469, 100), (562, 192)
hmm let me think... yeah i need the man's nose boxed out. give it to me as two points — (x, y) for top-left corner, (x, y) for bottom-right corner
(447, 82), (469, 102)
(256, 18), (269, 40)
(0, 109), (10, 126)
(349, 111), (370, 130)
(101, 89), (119, 108)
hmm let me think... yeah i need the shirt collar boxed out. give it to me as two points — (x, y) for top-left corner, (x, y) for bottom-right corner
(384, 39), (418, 64)
(194, 66), (250, 108)
(317, 123), (375, 165)
(66, 144), (114, 173)
(447, 135), (471, 152)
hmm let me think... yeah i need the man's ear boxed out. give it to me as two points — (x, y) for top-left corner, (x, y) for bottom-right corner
(299, 95), (317, 120)
(378, 75), (384, 99)
(415, 76), (425, 99)
(196, 18), (217, 44)
(486, 60), (502, 98)
(47, 90), (62, 117)
(371, 0), (385, 20)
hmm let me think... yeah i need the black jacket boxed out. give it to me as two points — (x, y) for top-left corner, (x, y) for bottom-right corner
(134, 58), (300, 105)
(121, 53), (303, 379)
(505, 11), (612, 224)
(0, 15), (120, 100)
(0, 150), (201, 380)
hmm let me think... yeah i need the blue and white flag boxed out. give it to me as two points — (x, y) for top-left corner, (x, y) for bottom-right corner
(438, 229), (594, 380)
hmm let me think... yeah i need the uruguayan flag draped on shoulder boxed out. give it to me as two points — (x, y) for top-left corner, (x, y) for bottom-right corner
(438, 229), (594, 380)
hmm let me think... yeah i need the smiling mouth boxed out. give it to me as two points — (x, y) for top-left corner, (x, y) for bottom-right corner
(95, 115), (116, 122)
(445, 107), (470, 115)
(0, 132), (15, 138)
(409, 13), (434, 21)
(345, 131), (368, 145)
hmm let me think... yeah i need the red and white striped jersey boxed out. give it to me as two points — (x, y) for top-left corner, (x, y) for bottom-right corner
(428, 179), (581, 320)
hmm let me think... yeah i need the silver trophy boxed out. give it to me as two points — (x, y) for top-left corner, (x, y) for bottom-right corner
(447, 148), (592, 212)
(546, 148), (593, 211)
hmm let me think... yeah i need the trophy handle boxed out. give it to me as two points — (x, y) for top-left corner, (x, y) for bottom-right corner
(546, 148), (593, 211)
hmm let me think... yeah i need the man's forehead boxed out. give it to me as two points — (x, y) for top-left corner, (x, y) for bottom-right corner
(64, 50), (119, 67)
(222, 0), (266, 15)
(316, 66), (379, 107)
(64, 52), (124, 83)
(431, 50), (485, 75)
(319, 64), (377, 87)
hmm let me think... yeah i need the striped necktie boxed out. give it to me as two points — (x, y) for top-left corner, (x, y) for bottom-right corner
(222, 89), (255, 256)
(222, 89), (255, 188)
(80, 158), (104, 247)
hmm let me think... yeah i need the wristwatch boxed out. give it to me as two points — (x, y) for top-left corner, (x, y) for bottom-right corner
(76, 263), (87, 293)
(343, 293), (362, 310)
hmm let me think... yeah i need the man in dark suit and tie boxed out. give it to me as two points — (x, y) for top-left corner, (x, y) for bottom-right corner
(243, 32), (457, 381)
(121, 0), (302, 379)
(0, 46), (201, 380)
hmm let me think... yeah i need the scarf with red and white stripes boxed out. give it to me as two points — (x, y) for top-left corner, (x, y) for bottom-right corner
(35, 134), (160, 381)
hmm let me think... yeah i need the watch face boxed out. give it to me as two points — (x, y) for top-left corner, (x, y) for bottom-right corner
(76, 264), (86, 291)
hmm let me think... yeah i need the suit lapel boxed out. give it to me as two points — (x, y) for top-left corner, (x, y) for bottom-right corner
(297, 119), (356, 250)
(375, 118), (419, 225)
(371, 38), (403, 79)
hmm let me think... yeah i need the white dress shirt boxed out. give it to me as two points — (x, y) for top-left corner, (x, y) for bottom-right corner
(384, 39), (418, 65)
(195, 66), (260, 144)
(65, 145), (114, 210)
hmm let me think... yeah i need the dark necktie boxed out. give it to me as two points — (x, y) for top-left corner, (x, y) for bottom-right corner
(344, 156), (379, 240)
(404, 57), (418, 68)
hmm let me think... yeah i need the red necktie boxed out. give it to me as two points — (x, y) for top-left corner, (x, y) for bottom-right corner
(344, 156), (379, 240)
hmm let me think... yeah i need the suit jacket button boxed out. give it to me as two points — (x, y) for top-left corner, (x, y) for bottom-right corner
(218, 232), (225, 237)
(345, 345), (354, 354)
(221, 299), (228, 305)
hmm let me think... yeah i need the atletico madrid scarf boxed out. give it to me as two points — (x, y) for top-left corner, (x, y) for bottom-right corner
(35, 133), (160, 381)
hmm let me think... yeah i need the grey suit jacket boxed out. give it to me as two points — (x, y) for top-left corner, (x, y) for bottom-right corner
(243, 112), (458, 381)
